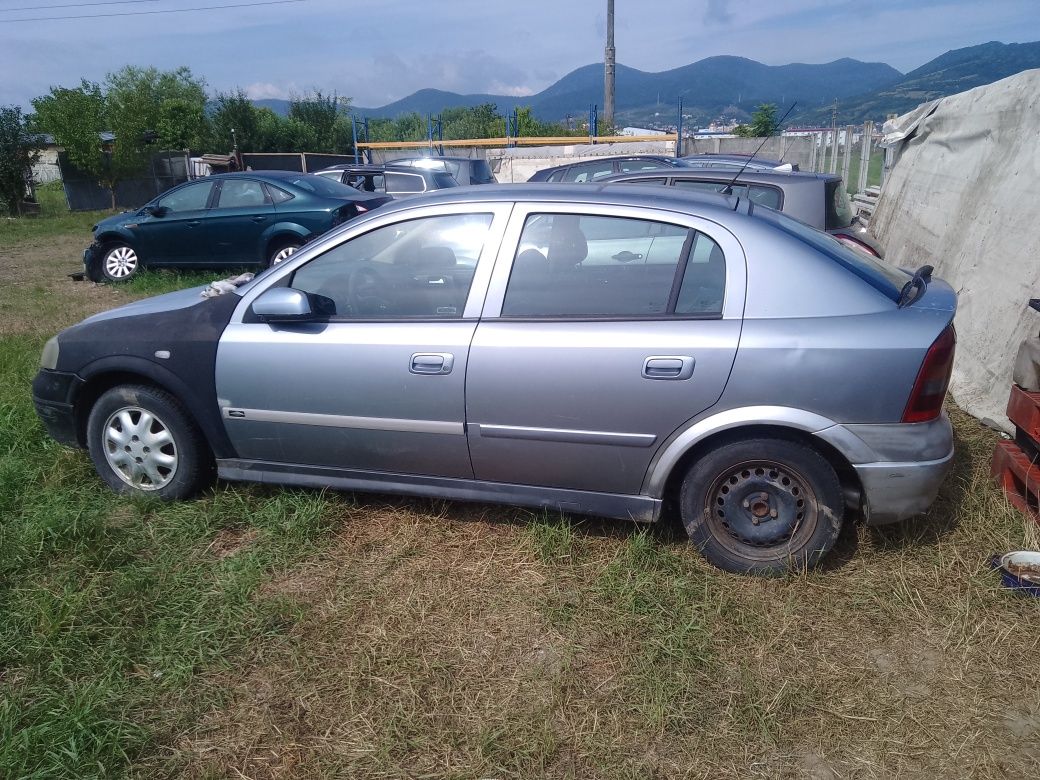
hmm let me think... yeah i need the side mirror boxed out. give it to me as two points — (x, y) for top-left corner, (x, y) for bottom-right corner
(251, 288), (315, 322)
(144, 204), (168, 217)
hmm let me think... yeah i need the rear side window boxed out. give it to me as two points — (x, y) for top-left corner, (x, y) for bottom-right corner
(469, 160), (494, 183)
(265, 184), (294, 203)
(386, 172), (425, 193)
(563, 160), (615, 183)
(673, 179), (781, 209)
(825, 179), (854, 229)
(757, 208), (908, 301)
(433, 172), (459, 189)
(501, 214), (724, 318)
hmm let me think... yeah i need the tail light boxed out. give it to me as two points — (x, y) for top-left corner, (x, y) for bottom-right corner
(834, 233), (881, 257)
(902, 325), (956, 423)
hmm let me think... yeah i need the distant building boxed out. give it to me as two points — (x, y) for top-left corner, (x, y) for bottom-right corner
(619, 126), (668, 137)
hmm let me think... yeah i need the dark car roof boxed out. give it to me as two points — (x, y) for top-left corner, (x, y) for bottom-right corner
(203, 170), (388, 202)
(318, 164), (428, 174)
(601, 169), (839, 185)
(369, 182), (742, 221)
(679, 154), (788, 167)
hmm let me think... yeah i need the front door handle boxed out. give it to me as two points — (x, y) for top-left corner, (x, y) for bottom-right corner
(186, 220), (201, 227)
(410, 352), (454, 375)
(251, 216), (267, 223)
(642, 355), (695, 380)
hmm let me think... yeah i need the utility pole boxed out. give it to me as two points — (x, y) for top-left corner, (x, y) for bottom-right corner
(604, 0), (615, 129)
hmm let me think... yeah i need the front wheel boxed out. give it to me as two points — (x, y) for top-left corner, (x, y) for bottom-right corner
(99, 242), (141, 282)
(86, 384), (213, 500)
(679, 437), (844, 576)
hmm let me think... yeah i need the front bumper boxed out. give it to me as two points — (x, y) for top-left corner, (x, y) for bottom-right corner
(817, 413), (955, 525)
(32, 368), (84, 447)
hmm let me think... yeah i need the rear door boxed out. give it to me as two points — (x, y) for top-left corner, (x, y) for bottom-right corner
(465, 203), (746, 496)
(203, 177), (276, 264)
(216, 202), (511, 478)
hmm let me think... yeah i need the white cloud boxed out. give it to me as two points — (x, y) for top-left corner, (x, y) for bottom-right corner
(488, 81), (536, 97)
(243, 82), (293, 100)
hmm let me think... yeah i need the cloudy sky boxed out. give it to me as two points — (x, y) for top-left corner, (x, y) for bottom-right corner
(2, 0), (1038, 110)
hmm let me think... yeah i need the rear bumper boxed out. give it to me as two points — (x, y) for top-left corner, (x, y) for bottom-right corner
(816, 413), (954, 525)
(32, 369), (84, 447)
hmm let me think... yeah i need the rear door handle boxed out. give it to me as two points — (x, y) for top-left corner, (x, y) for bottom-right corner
(642, 355), (695, 380)
(410, 352), (454, 375)
(186, 220), (201, 227)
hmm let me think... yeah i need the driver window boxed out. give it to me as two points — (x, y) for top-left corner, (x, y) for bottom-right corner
(290, 213), (493, 318)
(156, 181), (213, 212)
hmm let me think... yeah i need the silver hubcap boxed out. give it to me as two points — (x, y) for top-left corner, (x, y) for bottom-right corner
(104, 246), (138, 278)
(102, 406), (178, 490)
(272, 246), (297, 264)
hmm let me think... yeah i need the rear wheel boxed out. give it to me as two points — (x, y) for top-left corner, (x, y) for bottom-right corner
(268, 238), (302, 267)
(86, 384), (213, 500)
(679, 437), (844, 575)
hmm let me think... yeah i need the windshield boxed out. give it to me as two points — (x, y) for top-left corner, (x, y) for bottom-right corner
(825, 179), (855, 229)
(756, 207), (909, 301)
(282, 174), (359, 198)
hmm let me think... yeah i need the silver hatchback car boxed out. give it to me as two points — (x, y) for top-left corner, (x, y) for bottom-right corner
(33, 185), (956, 575)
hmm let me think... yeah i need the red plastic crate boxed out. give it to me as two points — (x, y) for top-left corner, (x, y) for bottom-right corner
(992, 440), (1040, 523)
(1007, 384), (1040, 444)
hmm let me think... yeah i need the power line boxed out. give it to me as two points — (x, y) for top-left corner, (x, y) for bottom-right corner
(5, 0), (304, 22)
(0, 0), (160, 12)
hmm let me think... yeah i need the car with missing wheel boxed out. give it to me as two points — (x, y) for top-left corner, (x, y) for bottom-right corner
(84, 171), (391, 282)
(34, 184), (956, 575)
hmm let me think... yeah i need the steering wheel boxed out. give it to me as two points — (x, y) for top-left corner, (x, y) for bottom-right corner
(345, 265), (393, 316)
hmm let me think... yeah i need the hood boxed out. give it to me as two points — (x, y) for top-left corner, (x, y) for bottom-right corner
(93, 210), (140, 232)
(79, 285), (216, 325)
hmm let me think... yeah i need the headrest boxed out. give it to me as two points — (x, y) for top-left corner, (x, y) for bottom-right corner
(547, 216), (587, 270)
(410, 245), (457, 269)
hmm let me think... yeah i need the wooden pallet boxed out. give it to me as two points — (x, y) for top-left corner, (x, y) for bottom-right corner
(992, 384), (1040, 523)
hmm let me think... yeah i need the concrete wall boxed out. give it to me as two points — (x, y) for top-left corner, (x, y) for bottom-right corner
(683, 136), (814, 171)
(871, 69), (1040, 430)
(488, 141), (677, 182)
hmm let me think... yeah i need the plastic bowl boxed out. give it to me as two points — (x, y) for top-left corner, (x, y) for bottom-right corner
(994, 551), (1040, 597)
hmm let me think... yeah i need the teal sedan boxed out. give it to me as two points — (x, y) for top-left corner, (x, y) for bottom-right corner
(84, 171), (391, 282)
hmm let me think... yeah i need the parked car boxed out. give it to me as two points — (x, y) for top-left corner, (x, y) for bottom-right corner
(385, 155), (497, 185)
(599, 168), (883, 256)
(34, 184), (955, 575)
(680, 153), (799, 171)
(84, 171), (391, 282)
(528, 155), (690, 182)
(314, 163), (459, 198)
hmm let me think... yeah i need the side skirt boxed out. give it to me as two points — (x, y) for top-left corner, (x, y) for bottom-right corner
(217, 458), (662, 523)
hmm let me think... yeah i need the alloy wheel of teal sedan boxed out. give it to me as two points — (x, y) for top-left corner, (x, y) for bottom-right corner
(103, 244), (140, 281)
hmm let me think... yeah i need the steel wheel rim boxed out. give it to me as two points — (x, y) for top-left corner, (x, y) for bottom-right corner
(102, 406), (178, 490)
(272, 246), (297, 264)
(704, 459), (818, 559)
(104, 246), (138, 278)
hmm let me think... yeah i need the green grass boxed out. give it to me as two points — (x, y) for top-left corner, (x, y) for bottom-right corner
(1, 183), (109, 245)
(0, 336), (340, 777)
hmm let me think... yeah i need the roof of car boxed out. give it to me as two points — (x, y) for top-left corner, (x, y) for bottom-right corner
(207, 170), (327, 181)
(370, 182), (742, 219)
(602, 168), (839, 185)
(318, 163), (428, 173)
(390, 156), (481, 163)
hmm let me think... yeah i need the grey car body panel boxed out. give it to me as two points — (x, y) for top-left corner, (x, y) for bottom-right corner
(37, 183), (955, 531)
(79, 285), (212, 325)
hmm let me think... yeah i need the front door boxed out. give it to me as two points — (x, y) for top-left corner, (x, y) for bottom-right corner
(215, 204), (510, 478)
(134, 179), (216, 264)
(466, 205), (746, 496)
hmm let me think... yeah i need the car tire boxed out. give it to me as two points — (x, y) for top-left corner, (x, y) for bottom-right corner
(679, 437), (844, 576)
(95, 241), (142, 282)
(86, 384), (213, 500)
(267, 238), (302, 267)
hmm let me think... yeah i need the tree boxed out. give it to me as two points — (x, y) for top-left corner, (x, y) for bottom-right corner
(31, 81), (116, 205)
(0, 105), (41, 216)
(288, 91), (352, 153)
(734, 103), (778, 138)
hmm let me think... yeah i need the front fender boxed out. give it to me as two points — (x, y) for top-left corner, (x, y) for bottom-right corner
(641, 406), (842, 497)
(77, 355), (236, 459)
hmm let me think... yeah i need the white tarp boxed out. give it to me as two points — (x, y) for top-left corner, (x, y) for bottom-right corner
(871, 69), (1040, 430)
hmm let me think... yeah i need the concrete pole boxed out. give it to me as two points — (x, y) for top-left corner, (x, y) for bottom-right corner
(604, 0), (615, 129)
(858, 120), (873, 192)
(808, 132), (817, 172)
(841, 124), (855, 188)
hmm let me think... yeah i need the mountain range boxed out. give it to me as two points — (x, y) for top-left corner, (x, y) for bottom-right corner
(255, 40), (1040, 126)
